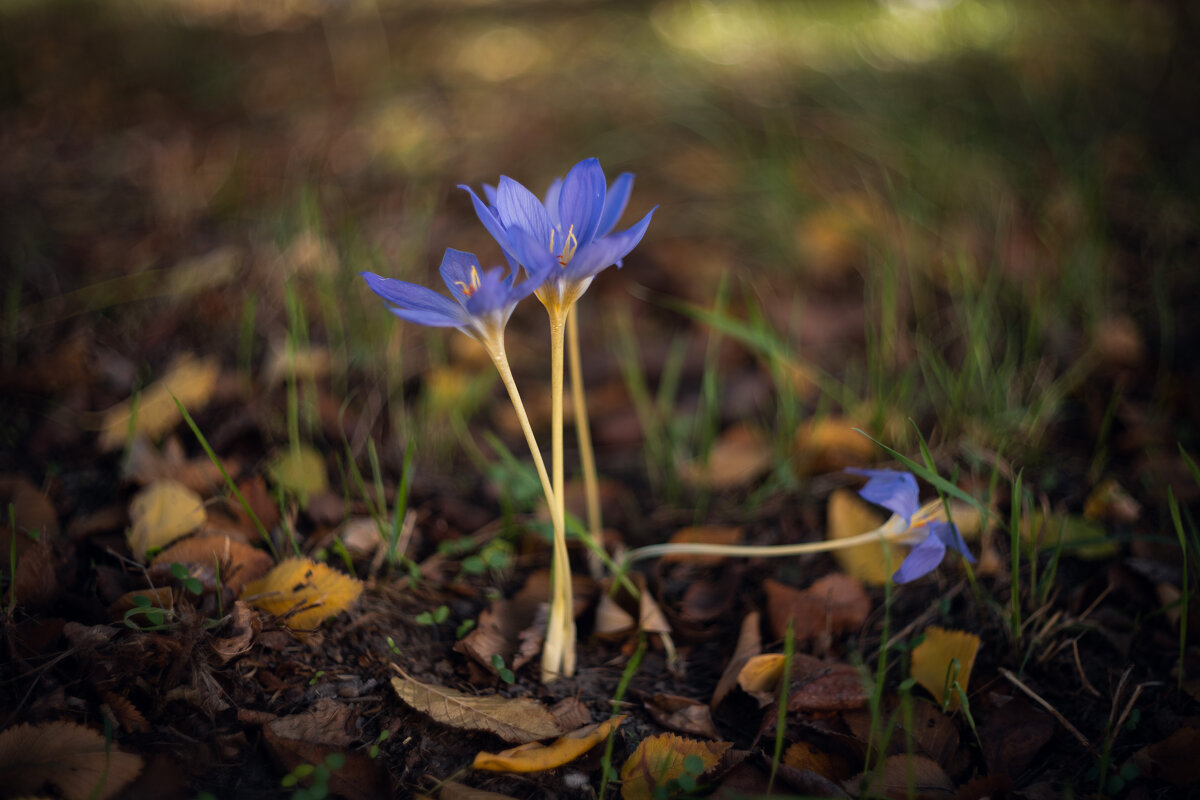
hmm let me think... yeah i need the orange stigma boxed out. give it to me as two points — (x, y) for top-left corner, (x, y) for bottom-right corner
(454, 265), (482, 298)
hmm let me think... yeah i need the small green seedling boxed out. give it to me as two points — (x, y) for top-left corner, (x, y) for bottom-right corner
(169, 562), (203, 595)
(491, 654), (515, 684)
(415, 606), (449, 626)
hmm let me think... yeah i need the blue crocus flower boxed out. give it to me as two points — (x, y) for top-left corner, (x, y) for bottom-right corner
(460, 158), (656, 311)
(361, 248), (550, 346)
(846, 467), (976, 584)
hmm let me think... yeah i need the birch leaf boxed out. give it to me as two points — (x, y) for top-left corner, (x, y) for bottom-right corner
(268, 445), (329, 506)
(98, 354), (218, 451)
(241, 558), (362, 631)
(910, 627), (981, 711)
(620, 733), (731, 800)
(826, 488), (893, 585)
(472, 716), (624, 772)
(127, 479), (206, 561)
(0, 721), (143, 800)
(390, 666), (562, 744)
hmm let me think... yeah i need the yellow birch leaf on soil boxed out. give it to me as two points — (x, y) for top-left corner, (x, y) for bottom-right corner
(0, 721), (143, 800)
(620, 733), (731, 800)
(268, 446), (329, 506)
(792, 416), (877, 477)
(127, 479), (206, 561)
(97, 354), (219, 451)
(826, 488), (893, 585)
(390, 666), (563, 744)
(910, 627), (981, 711)
(473, 715), (625, 772)
(240, 557), (362, 631)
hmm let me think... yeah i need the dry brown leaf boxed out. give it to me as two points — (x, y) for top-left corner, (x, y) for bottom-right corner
(391, 666), (562, 744)
(109, 587), (174, 622)
(241, 558), (363, 632)
(152, 534), (273, 594)
(661, 526), (744, 566)
(792, 416), (876, 477)
(784, 740), (852, 782)
(0, 721), (143, 800)
(211, 601), (260, 663)
(620, 733), (731, 800)
(595, 591), (636, 638)
(787, 654), (870, 712)
(97, 354), (219, 451)
(644, 695), (720, 739)
(851, 753), (955, 799)
(439, 780), (520, 800)
(472, 715), (624, 772)
(99, 692), (150, 734)
(1083, 478), (1141, 524)
(127, 479), (206, 561)
(910, 627), (980, 711)
(764, 575), (870, 644)
(711, 611), (762, 709)
(678, 425), (772, 490)
(264, 698), (385, 800)
(1132, 725), (1200, 787)
(826, 489), (894, 585)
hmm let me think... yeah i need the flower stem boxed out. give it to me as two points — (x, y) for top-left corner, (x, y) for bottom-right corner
(620, 515), (911, 567)
(544, 307), (575, 680)
(567, 307), (604, 571)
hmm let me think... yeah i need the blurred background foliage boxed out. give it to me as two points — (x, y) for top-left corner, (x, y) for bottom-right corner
(1, 0), (1196, 491)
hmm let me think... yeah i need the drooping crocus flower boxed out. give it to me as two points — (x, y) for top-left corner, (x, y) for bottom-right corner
(846, 467), (976, 584)
(460, 157), (656, 311)
(361, 248), (550, 348)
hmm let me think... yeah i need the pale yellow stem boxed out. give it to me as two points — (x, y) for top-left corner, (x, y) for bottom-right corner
(483, 341), (557, 527)
(621, 514), (913, 567)
(567, 308), (604, 569)
(543, 307), (576, 681)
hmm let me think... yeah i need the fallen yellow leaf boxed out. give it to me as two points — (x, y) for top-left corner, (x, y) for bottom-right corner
(910, 627), (981, 711)
(792, 416), (876, 477)
(678, 426), (773, 490)
(473, 715), (625, 772)
(826, 488), (894, 585)
(0, 721), (143, 800)
(737, 653), (785, 695)
(268, 446), (329, 506)
(620, 733), (730, 800)
(391, 666), (562, 744)
(98, 354), (219, 451)
(127, 479), (206, 561)
(241, 557), (362, 631)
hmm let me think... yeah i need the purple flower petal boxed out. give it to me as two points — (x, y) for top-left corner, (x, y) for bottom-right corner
(556, 158), (606, 246)
(495, 176), (552, 248)
(892, 533), (946, 584)
(439, 249), (484, 307)
(597, 172), (634, 236)
(460, 184), (520, 267)
(564, 207), (656, 282)
(361, 272), (465, 324)
(846, 468), (920, 524)
(931, 521), (976, 563)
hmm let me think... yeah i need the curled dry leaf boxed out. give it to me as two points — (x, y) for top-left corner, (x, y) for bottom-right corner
(97, 353), (219, 451)
(826, 489), (892, 585)
(711, 611), (762, 709)
(128, 479), (207, 562)
(620, 733), (731, 800)
(439, 780), (521, 800)
(910, 627), (980, 711)
(211, 600), (259, 663)
(0, 721), (143, 800)
(644, 694), (720, 739)
(738, 654), (785, 696)
(241, 557), (363, 632)
(1131, 725), (1200, 788)
(472, 715), (625, 773)
(152, 533), (273, 594)
(391, 666), (562, 744)
(784, 740), (852, 783)
(264, 698), (385, 800)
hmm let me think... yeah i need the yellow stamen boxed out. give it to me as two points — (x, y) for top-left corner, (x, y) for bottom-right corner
(550, 225), (578, 268)
(453, 265), (482, 298)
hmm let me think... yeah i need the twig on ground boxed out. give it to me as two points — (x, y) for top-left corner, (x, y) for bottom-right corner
(999, 667), (1090, 748)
